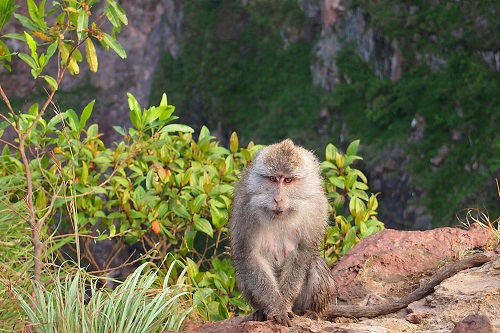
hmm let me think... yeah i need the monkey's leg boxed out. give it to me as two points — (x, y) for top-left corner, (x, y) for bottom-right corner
(238, 256), (294, 326)
(293, 257), (336, 318)
(271, 251), (318, 322)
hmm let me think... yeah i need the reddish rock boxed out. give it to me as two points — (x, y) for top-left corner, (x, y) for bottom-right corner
(450, 314), (494, 333)
(331, 223), (492, 304)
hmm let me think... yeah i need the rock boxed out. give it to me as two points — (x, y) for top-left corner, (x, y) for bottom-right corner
(450, 314), (494, 333)
(430, 144), (449, 168)
(331, 223), (492, 304)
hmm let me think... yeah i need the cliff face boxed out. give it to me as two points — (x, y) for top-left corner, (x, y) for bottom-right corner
(300, 0), (500, 229)
(2, 0), (499, 229)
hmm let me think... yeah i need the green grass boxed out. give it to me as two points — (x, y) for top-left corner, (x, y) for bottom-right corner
(8, 262), (194, 333)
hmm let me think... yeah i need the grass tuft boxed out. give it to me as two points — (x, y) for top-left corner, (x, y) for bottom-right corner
(9, 261), (194, 333)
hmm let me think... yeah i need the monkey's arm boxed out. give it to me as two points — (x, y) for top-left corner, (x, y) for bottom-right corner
(234, 253), (294, 326)
(324, 253), (491, 320)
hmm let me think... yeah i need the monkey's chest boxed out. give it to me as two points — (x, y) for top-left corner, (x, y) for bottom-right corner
(255, 231), (299, 264)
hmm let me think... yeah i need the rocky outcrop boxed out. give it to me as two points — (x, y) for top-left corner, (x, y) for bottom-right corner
(174, 224), (499, 333)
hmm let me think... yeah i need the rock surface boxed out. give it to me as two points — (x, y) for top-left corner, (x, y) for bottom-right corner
(175, 224), (499, 333)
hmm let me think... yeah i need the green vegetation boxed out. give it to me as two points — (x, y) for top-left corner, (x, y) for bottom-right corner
(152, 0), (500, 227)
(0, 1), (383, 329)
(10, 262), (193, 333)
(326, 0), (500, 225)
(150, 0), (322, 146)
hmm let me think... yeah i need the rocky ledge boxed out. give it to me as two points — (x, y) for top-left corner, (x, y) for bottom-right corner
(177, 223), (500, 333)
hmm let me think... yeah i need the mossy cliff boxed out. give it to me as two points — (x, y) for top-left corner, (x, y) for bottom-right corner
(151, 0), (500, 228)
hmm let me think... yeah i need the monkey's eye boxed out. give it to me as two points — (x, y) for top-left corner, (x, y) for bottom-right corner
(284, 178), (293, 183)
(268, 176), (278, 182)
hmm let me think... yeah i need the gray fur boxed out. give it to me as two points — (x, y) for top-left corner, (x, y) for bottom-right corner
(229, 139), (336, 326)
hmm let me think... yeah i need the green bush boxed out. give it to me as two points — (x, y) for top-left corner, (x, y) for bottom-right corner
(321, 140), (383, 264)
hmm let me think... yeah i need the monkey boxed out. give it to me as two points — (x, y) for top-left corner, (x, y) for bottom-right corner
(228, 139), (492, 327)
(229, 139), (336, 327)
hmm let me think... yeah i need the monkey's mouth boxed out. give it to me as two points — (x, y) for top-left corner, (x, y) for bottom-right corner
(271, 206), (285, 215)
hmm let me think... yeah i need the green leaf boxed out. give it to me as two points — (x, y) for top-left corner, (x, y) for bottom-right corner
(104, 5), (120, 28)
(28, 103), (38, 116)
(183, 228), (196, 250)
(129, 210), (147, 218)
(229, 132), (239, 154)
(329, 176), (345, 189)
(13, 13), (38, 31)
(159, 105), (175, 121)
(344, 155), (363, 167)
(133, 185), (146, 202)
(27, 0), (38, 24)
(325, 143), (338, 162)
(109, 224), (116, 237)
(198, 125), (210, 141)
(77, 8), (89, 42)
(346, 140), (360, 156)
(173, 204), (190, 220)
(65, 109), (80, 133)
(108, 0), (128, 25)
(192, 194), (207, 214)
(159, 124), (194, 133)
(18, 53), (37, 71)
(43, 75), (58, 90)
(144, 106), (164, 125)
(0, 40), (12, 62)
(85, 37), (98, 72)
(208, 185), (233, 197)
(353, 169), (368, 183)
(23, 31), (37, 59)
(46, 41), (58, 59)
(159, 93), (168, 106)
(108, 212), (126, 219)
(79, 100), (95, 132)
(359, 221), (367, 235)
(368, 194), (379, 211)
(102, 32), (126, 59)
(193, 216), (214, 238)
(186, 257), (199, 276)
(348, 189), (369, 201)
(113, 125), (126, 136)
(80, 161), (89, 184)
(127, 93), (142, 129)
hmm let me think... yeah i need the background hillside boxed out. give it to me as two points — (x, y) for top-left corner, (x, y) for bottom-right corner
(2, 0), (499, 229)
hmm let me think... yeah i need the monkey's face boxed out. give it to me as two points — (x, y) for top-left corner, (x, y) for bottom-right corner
(246, 172), (305, 219)
(244, 139), (324, 222)
(263, 174), (295, 214)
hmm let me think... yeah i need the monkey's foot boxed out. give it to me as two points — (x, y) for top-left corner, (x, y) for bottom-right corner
(270, 312), (294, 327)
(247, 309), (266, 322)
(245, 310), (294, 327)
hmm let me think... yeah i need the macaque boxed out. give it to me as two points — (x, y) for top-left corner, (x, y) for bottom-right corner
(229, 139), (335, 326)
(229, 139), (491, 327)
